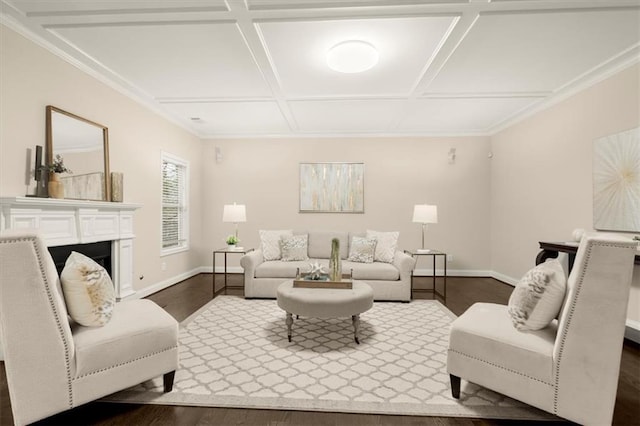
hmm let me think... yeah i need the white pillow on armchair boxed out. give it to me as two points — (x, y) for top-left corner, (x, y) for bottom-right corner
(507, 259), (566, 331)
(60, 251), (115, 327)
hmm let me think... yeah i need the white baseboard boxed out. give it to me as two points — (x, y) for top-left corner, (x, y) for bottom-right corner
(625, 319), (640, 344)
(489, 271), (518, 286)
(131, 267), (204, 300)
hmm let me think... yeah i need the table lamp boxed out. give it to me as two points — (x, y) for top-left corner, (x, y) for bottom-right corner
(413, 204), (437, 253)
(223, 203), (246, 248)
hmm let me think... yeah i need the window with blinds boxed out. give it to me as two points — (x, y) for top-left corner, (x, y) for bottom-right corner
(161, 152), (189, 255)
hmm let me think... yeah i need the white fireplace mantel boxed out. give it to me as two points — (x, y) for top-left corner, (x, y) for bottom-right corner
(0, 196), (142, 299)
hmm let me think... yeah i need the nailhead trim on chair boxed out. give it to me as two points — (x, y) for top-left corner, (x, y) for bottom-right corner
(0, 237), (75, 408)
(448, 349), (555, 386)
(552, 241), (628, 415)
(74, 345), (178, 379)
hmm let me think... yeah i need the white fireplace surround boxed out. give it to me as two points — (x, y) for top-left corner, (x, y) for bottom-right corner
(0, 197), (141, 300)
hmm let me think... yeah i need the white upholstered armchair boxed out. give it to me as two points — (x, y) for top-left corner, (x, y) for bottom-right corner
(447, 235), (637, 425)
(0, 231), (179, 425)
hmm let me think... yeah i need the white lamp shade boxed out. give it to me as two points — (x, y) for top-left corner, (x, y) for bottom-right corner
(412, 204), (438, 224)
(222, 204), (246, 223)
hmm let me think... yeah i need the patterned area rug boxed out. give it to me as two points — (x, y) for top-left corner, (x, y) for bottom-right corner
(104, 296), (553, 420)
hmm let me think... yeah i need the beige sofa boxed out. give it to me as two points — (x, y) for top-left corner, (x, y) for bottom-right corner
(240, 230), (415, 301)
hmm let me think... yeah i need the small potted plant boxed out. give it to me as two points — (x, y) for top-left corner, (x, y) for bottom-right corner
(226, 235), (239, 249)
(43, 154), (72, 199)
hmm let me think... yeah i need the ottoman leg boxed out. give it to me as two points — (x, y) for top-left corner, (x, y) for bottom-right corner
(286, 312), (293, 342)
(352, 314), (360, 344)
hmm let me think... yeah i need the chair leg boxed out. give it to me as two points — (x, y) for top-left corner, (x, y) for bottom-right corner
(163, 371), (176, 392)
(450, 374), (461, 399)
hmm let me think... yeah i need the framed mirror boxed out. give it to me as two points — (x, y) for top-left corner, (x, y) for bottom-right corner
(46, 105), (110, 201)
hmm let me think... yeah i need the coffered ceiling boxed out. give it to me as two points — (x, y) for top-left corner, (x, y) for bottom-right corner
(2, 0), (639, 137)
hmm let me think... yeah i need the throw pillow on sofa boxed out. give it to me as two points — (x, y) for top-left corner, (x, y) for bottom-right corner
(280, 234), (309, 261)
(507, 259), (567, 331)
(348, 236), (377, 263)
(260, 230), (293, 261)
(60, 251), (115, 327)
(366, 230), (399, 263)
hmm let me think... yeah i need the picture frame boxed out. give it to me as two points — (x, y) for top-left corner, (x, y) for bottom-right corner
(299, 162), (364, 213)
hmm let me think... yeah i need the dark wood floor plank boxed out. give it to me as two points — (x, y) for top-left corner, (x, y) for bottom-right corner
(1, 274), (638, 425)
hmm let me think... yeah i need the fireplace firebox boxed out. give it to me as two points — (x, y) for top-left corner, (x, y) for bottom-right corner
(48, 241), (112, 278)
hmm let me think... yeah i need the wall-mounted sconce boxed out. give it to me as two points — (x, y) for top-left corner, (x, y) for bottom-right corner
(448, 148), (456, 164)
(215, 147), (223, 163)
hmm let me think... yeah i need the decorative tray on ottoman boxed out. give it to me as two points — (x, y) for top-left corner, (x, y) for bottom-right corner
(293, 272), (353, 289)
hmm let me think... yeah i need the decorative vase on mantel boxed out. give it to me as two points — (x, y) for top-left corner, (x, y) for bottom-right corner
(329, 237), (342, 281)
(48, 173), (64, 199)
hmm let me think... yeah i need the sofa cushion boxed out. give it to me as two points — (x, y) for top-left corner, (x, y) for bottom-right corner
(347, 236), (377, 263)
(61, 251), (115, 327)
(366, 230), (399, 263)
(280, 234), (309, 261)
(255, 260), (329, 278)
(260, 230), (293, 261)
(308, 231), (349, 259)
(343, 260), (400, 281)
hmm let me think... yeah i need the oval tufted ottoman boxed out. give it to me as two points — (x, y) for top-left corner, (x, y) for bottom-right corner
(276, 279), (374, 344)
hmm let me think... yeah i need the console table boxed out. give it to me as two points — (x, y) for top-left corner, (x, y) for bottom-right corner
(212, 247), (254, 296)
(536, 241), (640, 273)
(404, 249), (447, 303)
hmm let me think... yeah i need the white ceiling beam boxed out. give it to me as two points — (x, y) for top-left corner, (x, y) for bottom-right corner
(385, 7), (479, 131)
(14, 0), (639, 27)
(409, 12), (479, 97)
(226, 1), (299, 132)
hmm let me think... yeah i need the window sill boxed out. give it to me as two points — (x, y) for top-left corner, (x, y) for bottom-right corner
(161, 245), (189, 257)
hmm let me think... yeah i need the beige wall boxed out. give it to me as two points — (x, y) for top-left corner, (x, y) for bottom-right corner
(0, 25), (204, 292)
(490, 64), (640, 324)
(202, 137), (492, 275)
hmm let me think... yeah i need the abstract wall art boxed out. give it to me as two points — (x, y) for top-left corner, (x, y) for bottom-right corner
(593, 127), (640, 232)
(299, 162), (364, 213)
(60, 172), (104, 201)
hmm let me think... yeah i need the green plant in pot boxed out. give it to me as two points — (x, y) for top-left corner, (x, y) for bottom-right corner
(226, 235), (239, 248)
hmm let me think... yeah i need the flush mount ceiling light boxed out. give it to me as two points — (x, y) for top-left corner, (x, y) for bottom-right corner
(326, 40), (379, 73)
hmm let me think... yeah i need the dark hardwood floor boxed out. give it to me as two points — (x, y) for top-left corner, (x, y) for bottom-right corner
(1, 274), (638, 425)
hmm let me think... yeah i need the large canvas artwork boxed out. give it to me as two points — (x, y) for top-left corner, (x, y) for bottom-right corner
(300, 162), (364, 213)
(593, 127), (640, 232)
